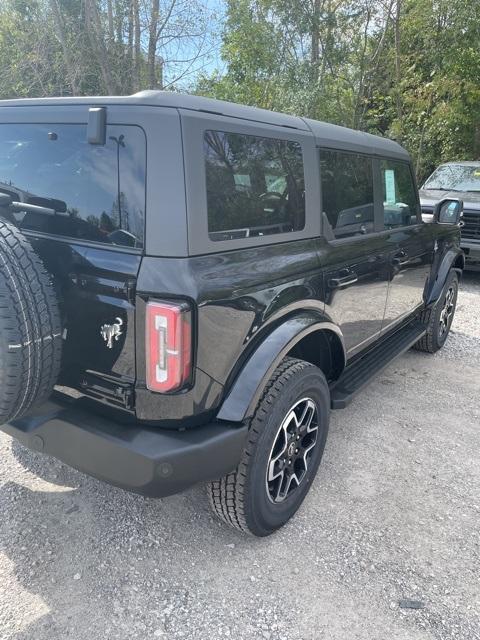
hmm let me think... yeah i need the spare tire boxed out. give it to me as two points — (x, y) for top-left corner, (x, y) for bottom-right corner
(0, 218), (62, 424)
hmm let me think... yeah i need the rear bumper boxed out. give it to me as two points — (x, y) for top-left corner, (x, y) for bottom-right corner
(1, 395), (247, 497)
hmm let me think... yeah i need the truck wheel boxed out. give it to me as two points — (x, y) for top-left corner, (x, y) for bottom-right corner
(413, 270), (458, 354)
(208, 357), (330, 536)
(0, 219), (62, 424)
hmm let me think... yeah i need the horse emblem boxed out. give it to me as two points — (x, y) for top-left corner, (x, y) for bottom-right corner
(100, 317), (124, 349)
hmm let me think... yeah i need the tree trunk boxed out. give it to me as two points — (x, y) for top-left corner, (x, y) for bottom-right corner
(394, 0), (403, 139)
(148, 0), (160, 89)
(107, 0), (115, 43)
(474, 123), (480, 160)
(85, 0), (116, 94)
(311, 0), (321, 65)
(133, 0), (141, 91)
(126, 1), (134, 93)
(49, 0), (79, 95)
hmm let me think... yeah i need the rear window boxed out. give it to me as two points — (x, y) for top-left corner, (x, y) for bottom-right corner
(204, 130), (305, 241)
(0, 124), (145, 248)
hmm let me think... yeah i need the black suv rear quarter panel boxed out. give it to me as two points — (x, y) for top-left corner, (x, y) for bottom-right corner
(135, 240), (326, 425)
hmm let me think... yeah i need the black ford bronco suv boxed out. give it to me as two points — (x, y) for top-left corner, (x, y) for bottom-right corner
(0, 92), (464, 536)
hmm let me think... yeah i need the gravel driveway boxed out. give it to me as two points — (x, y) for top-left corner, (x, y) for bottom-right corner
(1, 274), (479, 640)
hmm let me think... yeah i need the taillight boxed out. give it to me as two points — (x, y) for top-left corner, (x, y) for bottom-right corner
(146, 300), (192, 393)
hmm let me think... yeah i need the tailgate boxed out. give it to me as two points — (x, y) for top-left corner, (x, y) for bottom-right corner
(28, 236), (141, 410)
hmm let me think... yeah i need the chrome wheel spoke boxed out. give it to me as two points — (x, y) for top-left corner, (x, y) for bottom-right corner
(266, 397), (320, 504)
(439, 286), (456, 338)
(282, 472), (300, 498)
(268, 450), (286, 482)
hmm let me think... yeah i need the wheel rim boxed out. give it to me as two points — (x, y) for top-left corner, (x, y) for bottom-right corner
(265, 397), (319, 504)
(438, 285), (456, 338)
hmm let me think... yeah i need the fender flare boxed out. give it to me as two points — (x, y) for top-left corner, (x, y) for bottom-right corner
(216, 314), (345, 424)
(425, 248), (464, 306)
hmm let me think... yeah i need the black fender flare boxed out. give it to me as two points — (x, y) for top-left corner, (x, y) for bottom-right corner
(216, 314), (345, 423)
(425, 248), (464, 306)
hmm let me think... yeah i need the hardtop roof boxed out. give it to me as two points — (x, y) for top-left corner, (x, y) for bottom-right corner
(0, 90), (409, 159)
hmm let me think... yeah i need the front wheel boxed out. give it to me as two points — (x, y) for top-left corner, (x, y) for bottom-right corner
(208, 358), (330, 536)
(413, 270), (459, 354)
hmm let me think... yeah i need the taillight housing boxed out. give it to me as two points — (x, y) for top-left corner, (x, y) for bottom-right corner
(146, 300), (192, 393)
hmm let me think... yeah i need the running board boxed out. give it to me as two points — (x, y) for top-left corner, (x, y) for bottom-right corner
(330, 322), (426, 409)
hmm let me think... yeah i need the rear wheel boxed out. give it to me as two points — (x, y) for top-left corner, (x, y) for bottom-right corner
(0, 219), (62, 424)
(208, 357), (330, 536)
(413, 270), (458, 354)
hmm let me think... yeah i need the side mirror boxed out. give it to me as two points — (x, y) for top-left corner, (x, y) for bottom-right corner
(434, 198), (463, 225)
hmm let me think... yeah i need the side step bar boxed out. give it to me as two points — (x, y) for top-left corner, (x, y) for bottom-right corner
(330, 322), (426, 409)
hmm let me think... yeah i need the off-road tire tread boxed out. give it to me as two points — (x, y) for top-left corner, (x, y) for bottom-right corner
(207, 357), (316, 534)
(0, 219), (62, 423)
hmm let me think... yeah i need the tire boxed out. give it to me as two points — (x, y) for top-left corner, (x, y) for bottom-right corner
(208, 357), (330, 536)
(0, 219), (62, 424)
(413, 270), (459, 354)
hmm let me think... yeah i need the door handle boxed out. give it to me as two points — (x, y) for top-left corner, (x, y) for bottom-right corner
(329, 272), (359, 288)
(392, 251), (409, 267)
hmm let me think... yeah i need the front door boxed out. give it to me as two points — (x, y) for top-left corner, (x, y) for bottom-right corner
(318, 149), (389, 356)
(379, 159), (434, 332)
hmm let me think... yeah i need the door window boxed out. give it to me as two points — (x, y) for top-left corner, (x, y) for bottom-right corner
(204, 130), (305, 241)
(320, 150), (375, 239)
(381, 160), (420, 229)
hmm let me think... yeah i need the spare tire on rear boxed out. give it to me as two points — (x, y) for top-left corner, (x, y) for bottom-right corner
(0, 218), (62, 424)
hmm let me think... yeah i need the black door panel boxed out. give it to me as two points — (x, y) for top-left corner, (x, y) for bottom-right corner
(319, 238), (389, 356)
(382, 227), (434, 332)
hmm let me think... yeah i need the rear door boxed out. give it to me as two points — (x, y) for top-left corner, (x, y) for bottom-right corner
(319, 149), (390, 356)
(379, 159), (434, 333)
(0, 110), (147, 408)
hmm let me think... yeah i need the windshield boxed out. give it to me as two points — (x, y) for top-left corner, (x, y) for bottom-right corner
(0, 123), (146, 248)
(423, 164), (480, 192)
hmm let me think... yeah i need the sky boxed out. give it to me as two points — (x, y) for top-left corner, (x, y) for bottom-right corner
(162, 0), (227, 90)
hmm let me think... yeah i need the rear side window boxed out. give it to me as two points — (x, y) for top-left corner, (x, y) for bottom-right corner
(204, 130), (305, 241)
(320, 150), (374, 239)
(0, 123), (145, 248)
(381, 159), (419, 228)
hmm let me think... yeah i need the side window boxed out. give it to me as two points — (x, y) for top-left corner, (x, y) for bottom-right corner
(381, 160), (420, 228)
(204, 130), (305, 241)
(320, 150), (375, 239)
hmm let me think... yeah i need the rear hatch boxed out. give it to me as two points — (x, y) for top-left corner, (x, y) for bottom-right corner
(0, 120), (146, 412)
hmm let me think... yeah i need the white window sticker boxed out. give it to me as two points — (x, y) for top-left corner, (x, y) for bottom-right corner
(384, 169), (396, 204)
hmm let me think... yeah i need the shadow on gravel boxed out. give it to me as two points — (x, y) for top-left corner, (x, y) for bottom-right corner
(10, 439), (83, 489)
(0, 442), (251, 640)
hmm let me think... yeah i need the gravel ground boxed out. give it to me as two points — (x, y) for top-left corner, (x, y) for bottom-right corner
(0, 274), (479, 640)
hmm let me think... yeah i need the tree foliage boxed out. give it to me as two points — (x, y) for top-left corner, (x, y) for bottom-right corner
(197, 0), (480, 180)
(0, 0), (217, 98)
(0, 0), (479, 179)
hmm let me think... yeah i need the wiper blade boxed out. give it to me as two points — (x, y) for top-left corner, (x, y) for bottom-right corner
(425, 187), (456, 191)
